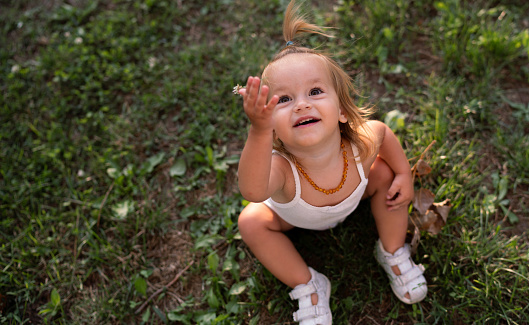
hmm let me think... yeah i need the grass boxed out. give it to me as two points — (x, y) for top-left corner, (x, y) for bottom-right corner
(1, 0), (528, 324)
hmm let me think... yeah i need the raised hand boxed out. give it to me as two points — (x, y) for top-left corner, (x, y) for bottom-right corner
(239, 76), (279, 133)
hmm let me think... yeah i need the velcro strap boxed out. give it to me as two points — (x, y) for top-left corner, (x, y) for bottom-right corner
(293, 306), (327, 321)
(385, 246), (411, 266)
(393, 264), (425, 287)
(289, 281), (317, 300)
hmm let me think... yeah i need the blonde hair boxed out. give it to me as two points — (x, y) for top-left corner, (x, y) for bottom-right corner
(262, 0), (375, 161)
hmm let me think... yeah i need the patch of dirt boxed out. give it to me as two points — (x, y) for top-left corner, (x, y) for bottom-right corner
(144, 225), (198, 312)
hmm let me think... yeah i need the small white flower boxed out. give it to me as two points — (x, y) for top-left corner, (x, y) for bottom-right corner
(232, 84), (244, 96)
(64, 31), (71, 38)
(17, 21), (23, 29)
(148, 57), (157, 69)
(11, 65), (20, 73)
(74, 37), (83, 44)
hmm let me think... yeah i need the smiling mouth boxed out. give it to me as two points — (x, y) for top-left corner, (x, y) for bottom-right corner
(294, 118), (321, 127)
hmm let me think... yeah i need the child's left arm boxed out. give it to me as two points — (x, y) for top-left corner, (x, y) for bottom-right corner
(369, 121), (414, 211)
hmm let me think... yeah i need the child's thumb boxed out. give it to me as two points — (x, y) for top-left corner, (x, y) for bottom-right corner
(386, 184), (399, 200)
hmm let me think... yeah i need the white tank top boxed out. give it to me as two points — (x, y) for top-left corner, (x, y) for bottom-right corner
(263, 143), (368, 230)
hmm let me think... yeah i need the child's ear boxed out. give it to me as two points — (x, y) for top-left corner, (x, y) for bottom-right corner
(339, 108), (348, 123)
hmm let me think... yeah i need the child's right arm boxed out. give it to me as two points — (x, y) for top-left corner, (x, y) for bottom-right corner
(237, 77), (283, 202)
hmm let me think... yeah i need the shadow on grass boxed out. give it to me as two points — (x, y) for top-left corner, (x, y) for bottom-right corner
(268, 200), (421, 323)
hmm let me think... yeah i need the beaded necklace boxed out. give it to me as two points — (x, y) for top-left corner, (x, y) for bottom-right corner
(294, 141), (348, 195)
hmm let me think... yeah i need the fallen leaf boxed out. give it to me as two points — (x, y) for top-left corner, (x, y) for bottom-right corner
(425, 210), (445, 235)
(412, 188), (436, 216)
(409, 226), (420, 256)
(432, 199), (451, 223)
(416, 159), (432, 176)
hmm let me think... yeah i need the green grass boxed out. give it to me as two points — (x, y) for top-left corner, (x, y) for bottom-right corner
(1, 0), (529, 324)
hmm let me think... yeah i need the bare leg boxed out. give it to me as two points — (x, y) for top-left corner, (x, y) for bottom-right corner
(238, 202), (318, 303)
(364, 157), (411, 298)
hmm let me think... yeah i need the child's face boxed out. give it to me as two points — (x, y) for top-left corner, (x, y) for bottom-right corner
(266, 54), (348, 150)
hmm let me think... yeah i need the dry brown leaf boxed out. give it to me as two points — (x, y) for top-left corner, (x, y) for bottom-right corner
(410, 189), (451, 236)
(409, 226), (420, 256)
(432, 199), (451, 223)
(416, 159), (432, 176)
(421, 209), (438, 230)
(425, 210), (445, 235)
(412, 188), (436, 216)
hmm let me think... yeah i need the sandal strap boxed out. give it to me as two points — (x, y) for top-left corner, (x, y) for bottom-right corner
(289, 277), (326, 300)
(293, 306), (328, 322)
(393, 264), (425, 287)
(384, 245), (411, 266)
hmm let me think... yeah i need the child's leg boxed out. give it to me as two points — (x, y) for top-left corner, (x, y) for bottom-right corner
(365, 157), (408, 254)
(239, 203), (332, 318)
(238, 202), (312, 289)
(364, 157), (412, 299)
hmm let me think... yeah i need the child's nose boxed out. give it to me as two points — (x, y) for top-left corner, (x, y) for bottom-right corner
(294, 99), (311, 112)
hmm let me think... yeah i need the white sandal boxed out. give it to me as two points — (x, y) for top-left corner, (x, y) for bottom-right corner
(289, 267), (332, 325)
(374, 239), (427, 304)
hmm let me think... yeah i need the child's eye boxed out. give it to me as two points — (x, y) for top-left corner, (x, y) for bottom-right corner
(310, 88), (323, 96)
(278, 96), (291, 104)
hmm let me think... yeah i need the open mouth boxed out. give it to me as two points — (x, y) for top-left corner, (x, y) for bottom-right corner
(294, 118), (320, 127)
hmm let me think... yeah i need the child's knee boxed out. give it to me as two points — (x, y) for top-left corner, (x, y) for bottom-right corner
(370, 157), (395, 188)
(238, 205), (269, 242)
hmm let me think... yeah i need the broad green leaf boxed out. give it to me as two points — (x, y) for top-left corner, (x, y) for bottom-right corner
(207, 252), (219, 273)
(135, 276), (147, 296)
(106, 167), (119, 178)
(214, 314), (230, 322)
(170, 158), (187, 177)
(225, 299), (240, 314)
(206, 288), (220, 308)
(206, 146), (214, 165)
(500, 205), (519, 224)
(140, 269), (153, 278)
(142, 307), (151, 322)
(194, 311), (217, 323)
(144, 152), (165, 173)
(249, 315), (260, 325)
(194, 235), (221, 250)
(228, 282), (247, 295)
(498, 177), (509, 201)
(384, 109), (407, 132)
(112, 201), (134, 220)
(50, 288), (61, 308)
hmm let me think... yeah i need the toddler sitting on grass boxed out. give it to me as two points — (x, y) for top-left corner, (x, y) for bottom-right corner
(237, 1), (427, 323)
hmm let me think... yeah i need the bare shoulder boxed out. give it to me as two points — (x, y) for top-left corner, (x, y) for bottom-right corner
(365, 120), (386, 138)
(364, 120), (388, 149)
(270, 153), (296, 202)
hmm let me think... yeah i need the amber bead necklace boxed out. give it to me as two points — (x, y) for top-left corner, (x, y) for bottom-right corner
(295, 141), (348, 195)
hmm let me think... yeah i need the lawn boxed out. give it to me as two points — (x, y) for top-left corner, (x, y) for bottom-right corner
(1, 0), (529, 324)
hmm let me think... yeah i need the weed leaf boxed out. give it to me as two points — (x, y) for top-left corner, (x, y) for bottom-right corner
(135, 277), (147, 297)
(170, 158), (187, 177)
(112, 201), (134, 220)
(144, 152), (166, 174)
(207, 252), (220, 273)
(141, 307), (151, 322)
(50, 288), (61, 308)
(384, 109), (407, 132)
(500, 205), (519, 224)
(228, 282), (247, 295)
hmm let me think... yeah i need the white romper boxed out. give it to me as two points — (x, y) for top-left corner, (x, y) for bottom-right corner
(263, 143), (369, 230)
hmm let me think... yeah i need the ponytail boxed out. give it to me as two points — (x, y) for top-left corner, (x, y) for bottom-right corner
(283, 1), (332, 46)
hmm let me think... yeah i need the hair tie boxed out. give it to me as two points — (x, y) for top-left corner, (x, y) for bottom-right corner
(286, 41), (294, 47)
